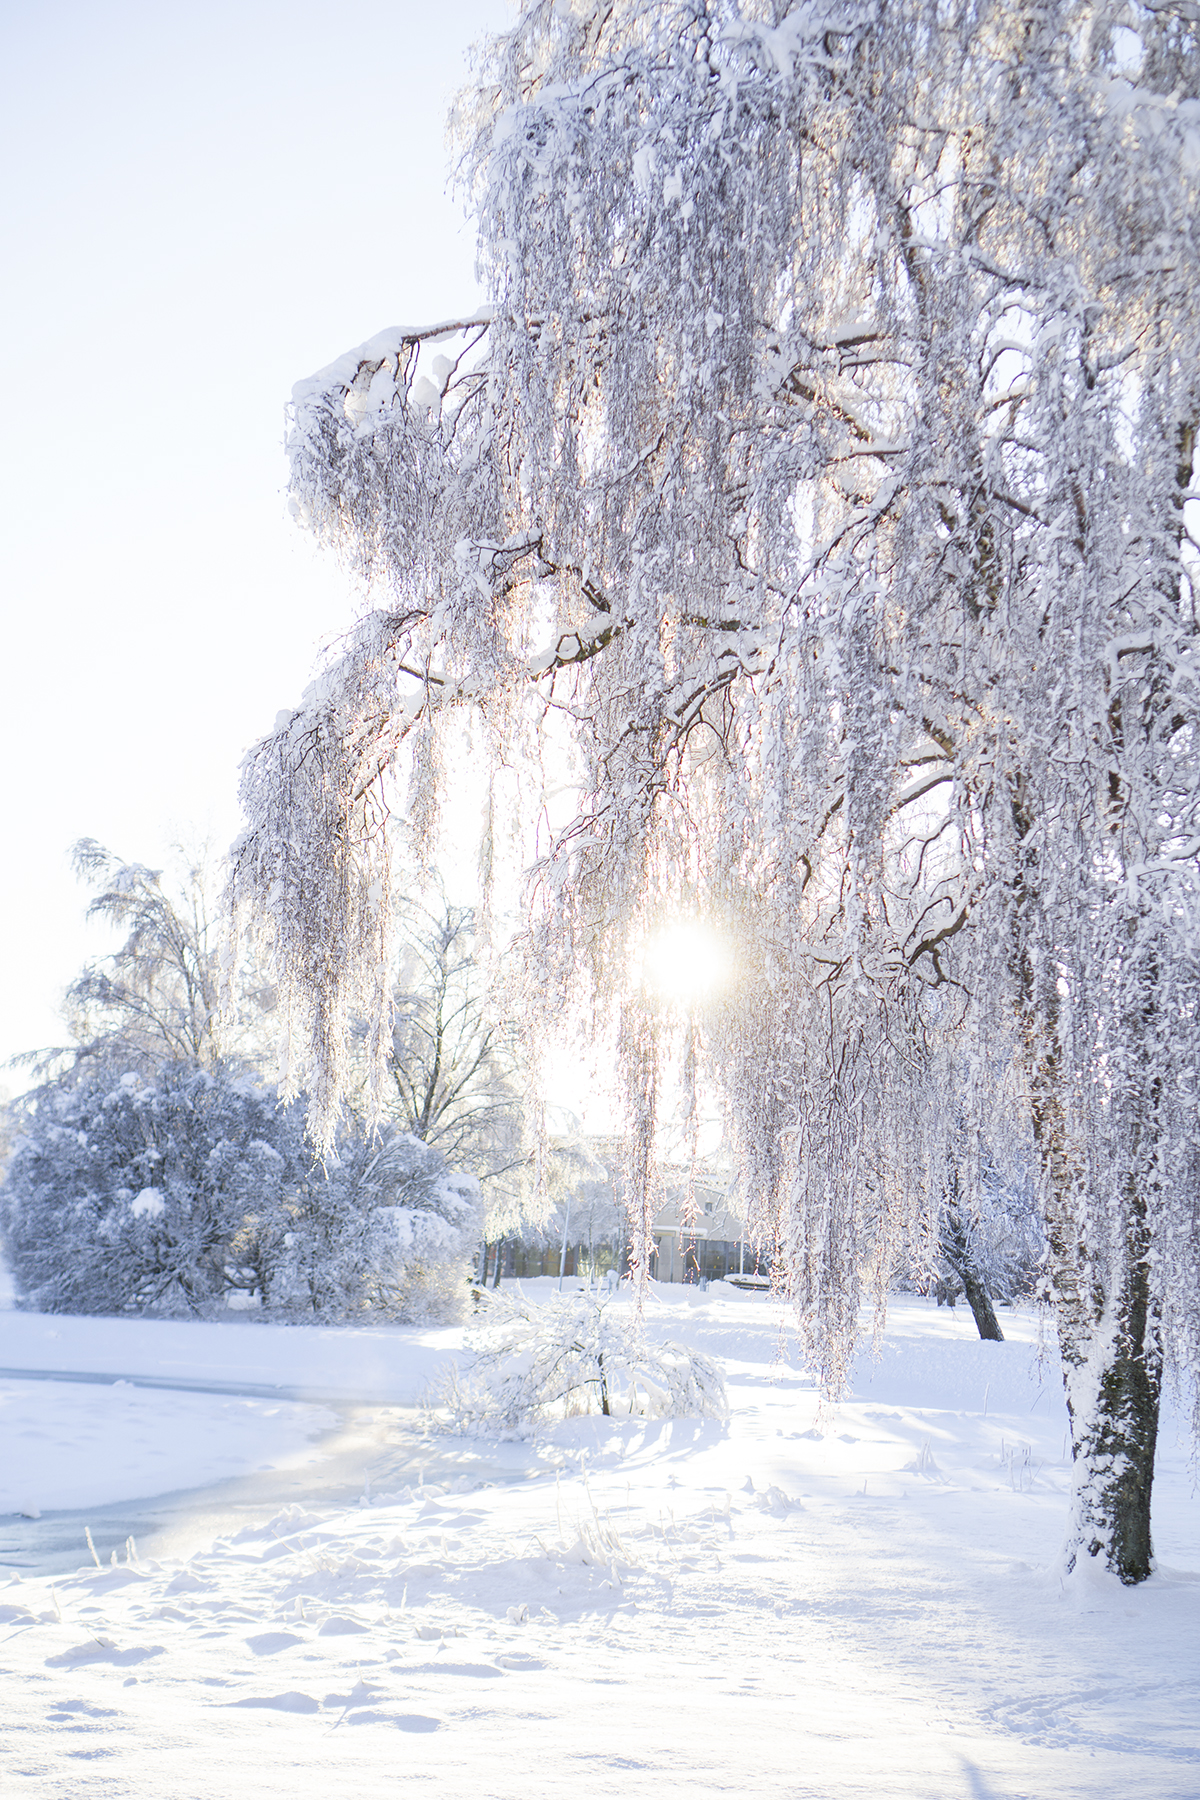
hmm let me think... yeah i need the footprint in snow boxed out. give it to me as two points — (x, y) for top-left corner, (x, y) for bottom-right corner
(163, 1572), (211, 1595)
(343, 1711), (441, 1731)
(227, 1691), (321, 1714)
(47, 1699), (118, 1720)
(245, 1631), (306, 1656)
(411, 1661), (505, 1679)
(46, 1642), (165, 1669)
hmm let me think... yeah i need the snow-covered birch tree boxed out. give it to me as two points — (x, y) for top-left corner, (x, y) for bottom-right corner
(231, 0), (1200, 1584)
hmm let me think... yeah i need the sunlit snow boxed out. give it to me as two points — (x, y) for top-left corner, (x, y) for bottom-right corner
(1, 1287), (1196, 1797)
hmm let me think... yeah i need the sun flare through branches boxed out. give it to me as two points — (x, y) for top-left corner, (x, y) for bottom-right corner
(633, 920), (734, 1010)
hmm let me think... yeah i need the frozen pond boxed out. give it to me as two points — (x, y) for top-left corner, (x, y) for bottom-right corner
(0, 1387), (532, 1577)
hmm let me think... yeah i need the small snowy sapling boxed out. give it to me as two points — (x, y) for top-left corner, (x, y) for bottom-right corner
(437, 1290), (728, 1435)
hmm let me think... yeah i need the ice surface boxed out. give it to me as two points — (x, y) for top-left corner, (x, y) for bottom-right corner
(0, 1308), (463, 1403)
(0, 1379), (335, 1514)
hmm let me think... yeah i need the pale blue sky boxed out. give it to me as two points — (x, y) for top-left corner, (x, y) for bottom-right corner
(1, 0), (509, 1070)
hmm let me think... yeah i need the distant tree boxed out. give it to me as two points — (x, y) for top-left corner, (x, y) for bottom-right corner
(62, 839), (273, 1075)
(545, 1132), (624, 1276)
(923, 1118), (1043, 1341)
(383, 898), (525, 1183)
(934, 1204), (1003, 1342)
(0, 1086), (17, 1179)
(372, 895), (533, 1280)
(493, 1126), (624, 1285)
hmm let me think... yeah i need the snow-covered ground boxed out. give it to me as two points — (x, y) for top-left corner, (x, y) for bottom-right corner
(2, 1285), (1197, 1797)
(0, 1306), (463, 1404)
(0, 1380), (337, 1518)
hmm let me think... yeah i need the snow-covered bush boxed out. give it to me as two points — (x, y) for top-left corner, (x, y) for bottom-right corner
(437, 1291), (728, 1435)
(0, 1064), (292, 1314)
(276, 1128), (482, 1323)
(0, 1069), (481, 1321)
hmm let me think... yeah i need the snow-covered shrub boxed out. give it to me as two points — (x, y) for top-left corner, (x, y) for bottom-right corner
(0, 1068), (481, 1321)
(0, 1064), (292, 1314)
(437, 1291), (728, 1435)
(277, 1128), (481, 1323)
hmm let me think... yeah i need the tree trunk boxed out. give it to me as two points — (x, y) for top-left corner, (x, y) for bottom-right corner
(939, 1199), (1004, 1342)
(1052, 1180), (1161, 1586)
(958, 1265), (1004, 1343)
(1033, 1038), (1162, 1585)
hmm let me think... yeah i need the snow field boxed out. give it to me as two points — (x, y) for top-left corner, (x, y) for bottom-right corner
(0, 1308), (463, 1525)
(0, 1382), (336, 1517)
(1, 1288), (1197, 1798)
(0, 1309), (464, 1404)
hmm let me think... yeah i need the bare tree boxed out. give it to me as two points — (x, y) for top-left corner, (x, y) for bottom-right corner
(383, 898), (525, 1184)
(64, 840), (224, 1069)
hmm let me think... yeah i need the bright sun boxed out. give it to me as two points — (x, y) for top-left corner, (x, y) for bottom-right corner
(636, 920), (732, 1005)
